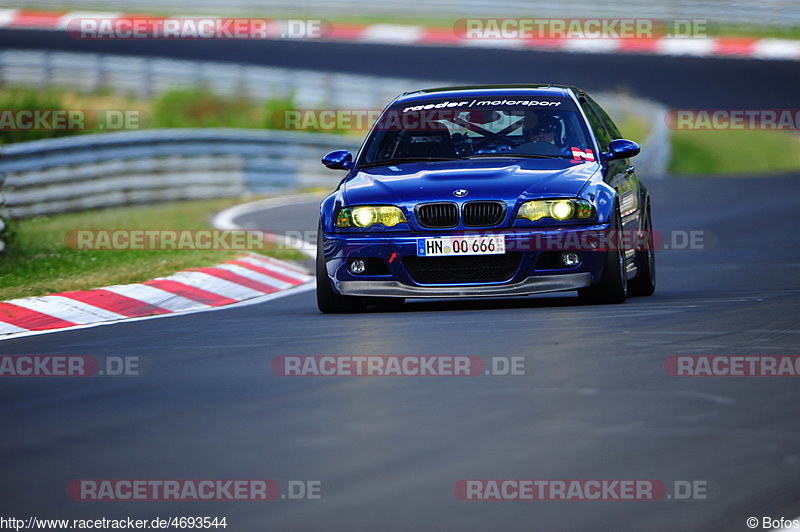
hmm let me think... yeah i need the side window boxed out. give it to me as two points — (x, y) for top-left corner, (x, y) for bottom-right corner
(579, 99), (612, 151)
(587, 96), (622, 139)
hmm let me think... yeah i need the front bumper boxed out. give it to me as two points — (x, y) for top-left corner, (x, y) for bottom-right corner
(323, 225), (608, 298)
(339, 273), (592, 298)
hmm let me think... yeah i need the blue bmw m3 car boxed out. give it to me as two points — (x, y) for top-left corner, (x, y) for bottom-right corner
(316, 85), (655, 313)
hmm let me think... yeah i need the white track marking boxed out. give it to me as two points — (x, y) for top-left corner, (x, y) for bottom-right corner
(563, 39), (621, 53)
(56, 11), (122, 29)
(361, 24), (424, 44)
(103, 284), (209, 312)
(243, 252), (309, 274)
(752, 39), (800, 59)
(235, 255), (313, 282)
(0, 322), (30, 334)
(164, 271), (265, 300)
(212, 263), (294, 290)
(0, 9), (18, 27)
(657, 38), (715, 56)
(7, 296), (126, 324)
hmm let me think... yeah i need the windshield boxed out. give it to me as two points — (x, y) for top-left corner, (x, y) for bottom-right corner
(359, 96), (595, 166)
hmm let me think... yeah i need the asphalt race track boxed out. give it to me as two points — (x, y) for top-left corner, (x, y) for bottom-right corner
(1, 175), (799, 530)
(2, 28), (799, 108)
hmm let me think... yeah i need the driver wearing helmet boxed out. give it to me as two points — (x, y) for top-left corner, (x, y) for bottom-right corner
(530, 117), (559, 143)
(517, 113), (572, 156)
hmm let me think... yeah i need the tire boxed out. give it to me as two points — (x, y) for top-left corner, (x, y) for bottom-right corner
(578, 204), (627, 304)
(316, 227), (366, 313)
(628, 204), (656, 297)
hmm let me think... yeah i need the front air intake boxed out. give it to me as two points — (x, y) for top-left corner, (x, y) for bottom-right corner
(462, 202), (505, 227)
(416, 203), (458, 228)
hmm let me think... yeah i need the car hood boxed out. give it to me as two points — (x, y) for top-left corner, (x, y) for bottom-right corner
(343, 158), (600, 205)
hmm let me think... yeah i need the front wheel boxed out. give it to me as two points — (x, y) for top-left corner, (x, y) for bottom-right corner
(578, 205), (627, 304)
(316, 228), (366, 313)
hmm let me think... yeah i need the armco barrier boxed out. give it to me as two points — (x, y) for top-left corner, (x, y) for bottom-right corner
(0, 129), (360, 218)
(0, 49), (442, 106)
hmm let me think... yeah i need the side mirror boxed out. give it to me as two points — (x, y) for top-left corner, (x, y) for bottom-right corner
(321, 150), (353, 170)
(604, 139), (640, 161)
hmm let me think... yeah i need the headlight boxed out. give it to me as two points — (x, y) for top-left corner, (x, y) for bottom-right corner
(336, 205), (407, 228)
(516, 199), (595, 222)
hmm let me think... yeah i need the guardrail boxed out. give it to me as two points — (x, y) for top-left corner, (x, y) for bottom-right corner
(1, 0), (797, 26)
(0, 129), (360, 218)
(0, 49), (440, 106)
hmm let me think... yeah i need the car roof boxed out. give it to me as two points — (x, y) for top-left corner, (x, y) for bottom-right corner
(393, 84), (583, 105)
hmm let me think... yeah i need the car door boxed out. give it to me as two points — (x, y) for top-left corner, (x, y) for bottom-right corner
(579, 97), (641, 229)
(578, 96), (642, 275)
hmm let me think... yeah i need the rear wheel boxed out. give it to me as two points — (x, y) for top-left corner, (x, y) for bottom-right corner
(579, 205), (627, 304)
(628, 204), (656, 297)
(316, 228), (366, 313)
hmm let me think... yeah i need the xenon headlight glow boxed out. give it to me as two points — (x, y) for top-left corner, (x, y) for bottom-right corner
(336, 206), (407, 228)
(516, 199), (595, 222)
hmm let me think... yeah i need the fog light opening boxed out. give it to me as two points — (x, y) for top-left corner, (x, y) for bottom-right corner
(562, 252), (581, 267)
(349, 259), (367, 275)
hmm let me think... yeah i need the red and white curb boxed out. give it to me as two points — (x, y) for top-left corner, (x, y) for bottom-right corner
(0, 8), (798, 61)
(0, 252), (313, 338)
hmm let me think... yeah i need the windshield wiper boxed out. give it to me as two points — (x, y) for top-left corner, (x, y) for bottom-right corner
(465, 153), (572, 160)
(358, 157), (462, 168)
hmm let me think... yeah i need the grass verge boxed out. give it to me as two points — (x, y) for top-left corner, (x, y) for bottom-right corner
(669, 129), (800, 175)
(615, 115), (650, 145)
(0, 198), (306, 301)
(0, 86), (315, 144)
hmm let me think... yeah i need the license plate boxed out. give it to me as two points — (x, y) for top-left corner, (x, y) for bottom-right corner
(417, 235), (505, 257)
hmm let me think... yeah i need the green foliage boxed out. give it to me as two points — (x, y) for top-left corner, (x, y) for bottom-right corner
(151, 88), (259, 128)
(669, 129), (800, 175)
(0, 87), (70, 144)
(263, 93), (298, 130)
